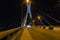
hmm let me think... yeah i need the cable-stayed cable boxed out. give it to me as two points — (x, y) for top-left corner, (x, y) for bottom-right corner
(42, 17), (53, 27)
(39, 10), (60, 23)
(39, 19), (46, 28)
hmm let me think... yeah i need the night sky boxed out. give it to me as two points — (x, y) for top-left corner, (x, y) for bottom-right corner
(0, 0), (60, 30)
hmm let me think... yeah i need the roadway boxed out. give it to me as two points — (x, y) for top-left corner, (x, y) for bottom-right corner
(0, 27), (22, 39)
(0, 26), (60, 40)
(28, 27), (60, 40)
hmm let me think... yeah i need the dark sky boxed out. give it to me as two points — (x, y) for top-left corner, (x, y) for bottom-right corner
(0, 0), (60, 29)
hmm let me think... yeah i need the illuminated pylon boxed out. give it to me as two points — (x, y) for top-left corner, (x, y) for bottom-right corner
(21, 0), (32, 27)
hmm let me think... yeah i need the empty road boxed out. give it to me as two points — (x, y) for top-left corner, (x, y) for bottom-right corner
(0, 27), (60, 40)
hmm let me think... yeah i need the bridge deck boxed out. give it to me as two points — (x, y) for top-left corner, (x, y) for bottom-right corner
(0, 26), (60, 40)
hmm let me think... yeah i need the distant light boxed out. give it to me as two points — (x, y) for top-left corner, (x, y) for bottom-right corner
(27, 25), (31, 27)
(32, 20), (35, 22)
(26, 0), (29, 3)
(37, 16), (41, 20)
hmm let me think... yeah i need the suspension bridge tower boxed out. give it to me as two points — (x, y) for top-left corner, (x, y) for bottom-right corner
(21, 0), (32, 27)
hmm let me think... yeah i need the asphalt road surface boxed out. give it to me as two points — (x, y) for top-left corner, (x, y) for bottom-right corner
(0, 27), (60, 40)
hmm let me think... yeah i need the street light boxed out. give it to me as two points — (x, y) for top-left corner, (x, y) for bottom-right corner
(26, 0), (29, 3)
(37, 16), (41, 28)
(32, 20), (35, 23)
(26, 0), (30, 4)
(37, 16), (41, 20)
(37, 16), (45, 28)
(32, 19), (35, 26)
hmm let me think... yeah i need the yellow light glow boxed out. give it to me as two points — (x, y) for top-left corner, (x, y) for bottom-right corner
(37, 16), (41, 20)
(32, 20), (35, 22)
(26, 0), (30, 3)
